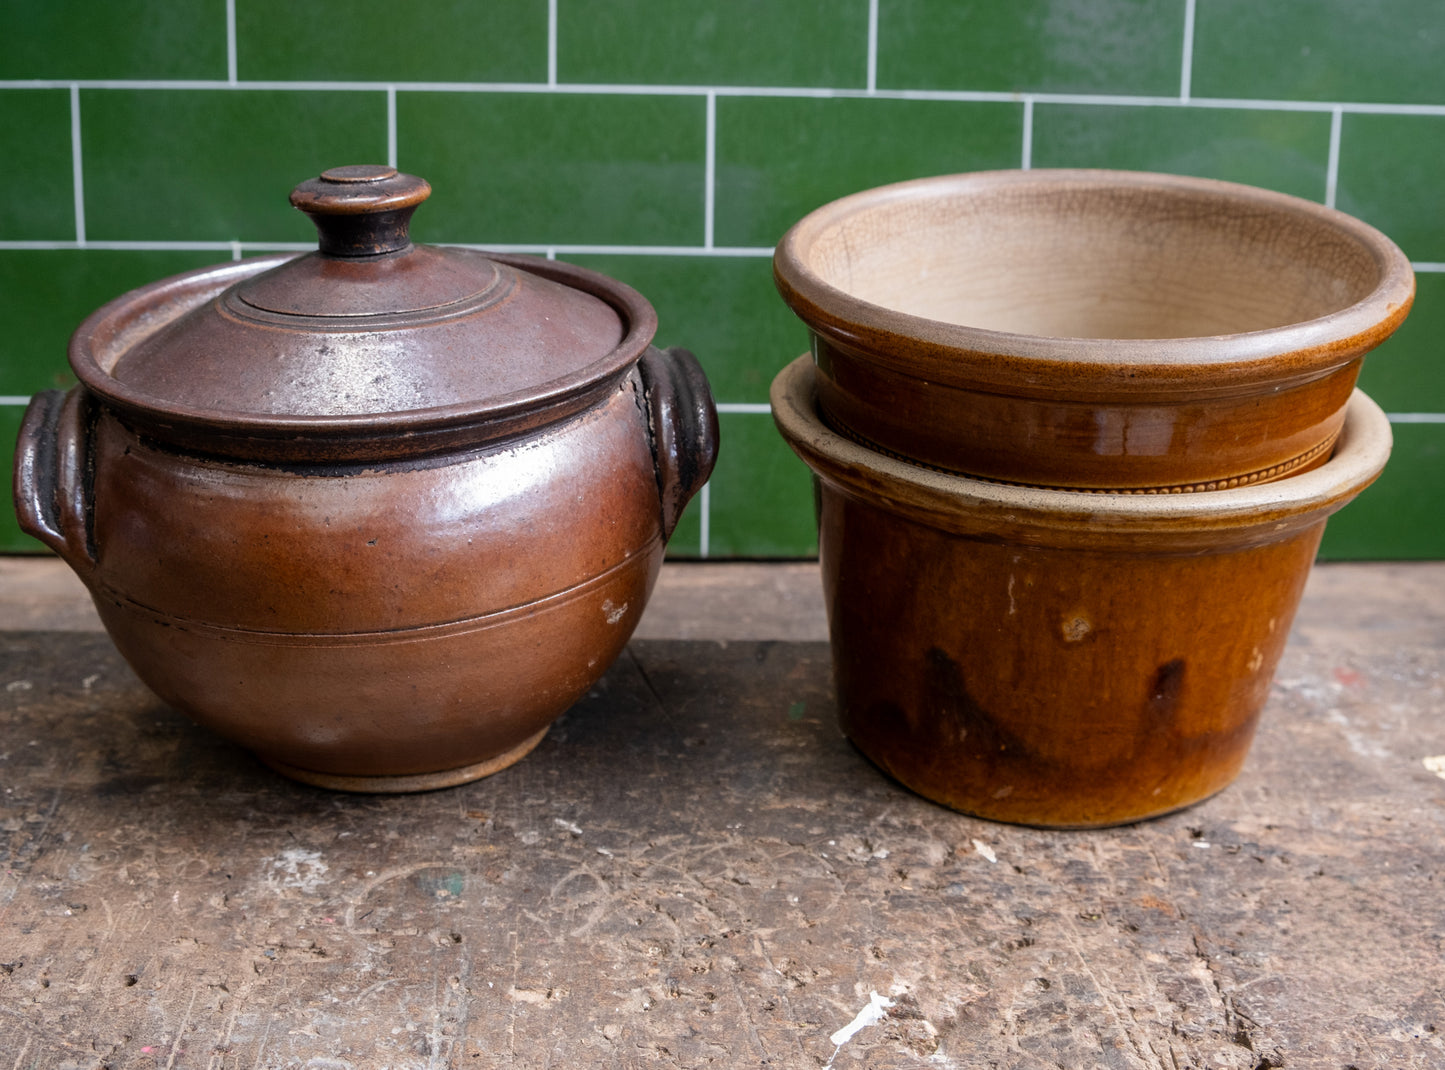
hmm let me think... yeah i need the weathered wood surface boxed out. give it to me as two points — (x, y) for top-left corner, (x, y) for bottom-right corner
(1, 564), (1443, 1068)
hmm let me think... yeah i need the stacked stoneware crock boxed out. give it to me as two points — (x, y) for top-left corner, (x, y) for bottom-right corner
(772, 169), (1413, 827)
(14, 166), (718, 793)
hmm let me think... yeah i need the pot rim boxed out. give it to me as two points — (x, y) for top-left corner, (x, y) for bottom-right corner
(67, 250), (659, 450)
(770, 355), (1392, 551)
(773, 169), (1416, 400)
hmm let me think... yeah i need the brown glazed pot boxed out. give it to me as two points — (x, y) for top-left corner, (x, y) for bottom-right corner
(774, 169), (1413, 492)
(13, 166), (718, 793)
(772, 356), (1391, 827)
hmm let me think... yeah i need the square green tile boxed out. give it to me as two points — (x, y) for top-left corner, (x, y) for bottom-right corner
(1031, 103), (1332, 202)
(1, 404), (51, 553)
(558, 0), (868, 88)
(1356, 271), (1445, 414)
(0, 1), (226, 80)
(715, 97), (1022, 248)
(707, 412), (818, 558)
(236, 0), (548, 83)
(560, 254), (807, 404)
(1318, 423), (1445, 560)
(0, 90), (74, 241)
(1335, 113), (1445, 262)
(1192, 0), (1445, 105)
(399, 93), (706, 246)
(0, 249), (223, 395)
(81, 90), (387, 242)
(877, 0), (1185, 95)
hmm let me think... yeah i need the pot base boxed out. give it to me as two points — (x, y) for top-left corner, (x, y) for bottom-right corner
(847, 739), (1236, 830)
(258, 726), (551, 793)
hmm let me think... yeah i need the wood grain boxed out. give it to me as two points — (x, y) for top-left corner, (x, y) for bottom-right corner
(1, 565), (1442, 1067)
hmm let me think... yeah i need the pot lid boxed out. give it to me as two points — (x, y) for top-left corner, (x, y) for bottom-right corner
(71, 165), (657, 459)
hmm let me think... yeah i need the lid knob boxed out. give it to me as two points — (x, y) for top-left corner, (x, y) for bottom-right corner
(289, 165), (433, 258)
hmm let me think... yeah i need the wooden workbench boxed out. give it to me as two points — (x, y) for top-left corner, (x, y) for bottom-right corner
(2, 561), (1443, 1068)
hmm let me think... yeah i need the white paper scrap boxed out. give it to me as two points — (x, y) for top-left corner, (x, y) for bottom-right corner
(830, 991), (895, 1048)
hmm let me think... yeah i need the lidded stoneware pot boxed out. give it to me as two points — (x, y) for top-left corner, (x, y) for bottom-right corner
(774, 169), (1413, 492)
(14, 165), (718, 792)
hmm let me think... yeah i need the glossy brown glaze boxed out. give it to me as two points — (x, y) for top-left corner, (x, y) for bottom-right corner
(771, 356), (1392, 826)
(775, 170), (1414, 491)
(13, 167), (719, 792)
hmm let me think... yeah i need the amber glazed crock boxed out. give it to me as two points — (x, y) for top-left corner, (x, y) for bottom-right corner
(774, 169), (1413, 492)
(772, 356), (1391, 827)
(13, 167), (718, 793)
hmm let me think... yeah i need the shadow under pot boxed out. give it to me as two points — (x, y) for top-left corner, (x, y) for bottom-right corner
(771, 356), (1391, 828)
(773, 169), (1413, 492)
(13, 165), (718, 793)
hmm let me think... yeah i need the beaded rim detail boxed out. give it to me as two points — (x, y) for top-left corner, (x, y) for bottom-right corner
(828, 419), (1343, 496)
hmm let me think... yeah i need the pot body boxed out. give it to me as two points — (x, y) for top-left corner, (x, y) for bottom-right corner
(776, 170), (1414, 491)
(821, 492), (1318, 825)
(772, 356), (1391, 826)
(813, 335), (1358, 492)
(17, 351), (716, 791)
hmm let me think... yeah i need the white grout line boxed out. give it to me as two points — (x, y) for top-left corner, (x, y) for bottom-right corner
(0, 239), (776, 256)
(1020, 96), (1034, 169)
(698, 482), (711, 559)
(1180, 0), (1196, 103)
(6, 78), (1445, 116)
(1, 396), (33, 406)
(1325, 106), (1343, 208)
(4, 235), (1426, 267)
(0, 240), (312, 251)
(1388, 413), (1445, 423)
(716, 403), (772, 414)
(69, 85), (85, 245)
(226, 0), (238, 84)
(547, 0), (558, 87)
(230, 240), (242, 261)
(387, 86), (397, 167)
(704, 92), (717, 249)
(452, 242), (776, 257)
(866, 0), (879, 93)
(236, 242), (313, 252)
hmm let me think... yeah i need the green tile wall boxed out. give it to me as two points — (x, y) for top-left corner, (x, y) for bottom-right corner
(558, 1), (870, 88)
(400, 93), (705, 246)
(877, 0), (1186, 96)
(0, 2), (227, 81)
(82, 90), (387, 242)
(715, 97), (1022, 248)
(1030, 104), (1332, 202)
(3, 1), (1443, 558)
(0, 90), (74, 241)
(1192, 0), (1445, 105)
(0, 250), (223, 395)
(1335, 114), (1445, 262)
(236, 0), (548, 83)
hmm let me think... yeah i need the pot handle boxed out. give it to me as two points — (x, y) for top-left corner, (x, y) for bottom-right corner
(637, 347), (720, 542)
(13, 387), (97, 573)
